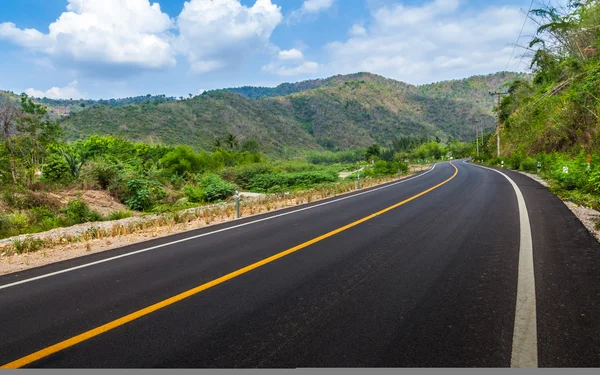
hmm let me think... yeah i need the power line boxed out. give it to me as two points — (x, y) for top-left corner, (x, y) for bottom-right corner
(505, 0), (535, 71)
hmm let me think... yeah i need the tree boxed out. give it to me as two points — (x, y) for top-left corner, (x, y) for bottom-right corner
(16, 94), (63, 186)
(241, 139), (260, 153)
(365, 143), (381, 160)
(160, 145), (205, 175)
(62, 148), (85, 178)
(213, 138), (223, 150)
(225, 133), (239, 149)
(0, 95), (20, 183)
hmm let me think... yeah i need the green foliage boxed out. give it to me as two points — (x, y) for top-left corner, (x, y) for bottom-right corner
(43, 154), (71, 182)
(306, 149), (365, 164)
(106, 210), (133, 221)
(372, 160), (409, 176)
(247, 171), (338, 193)
(195, 173), (236, 202)
(60, 72), (514, 154)
(11, 237), (46, 254)
(183, 184), (204, 203)
(63, 200), (102, 224)
(412, 141), (445, 160)
(227, 163), (274, 189)
(160, 145), (206, 176)
(241, 139), (260, 153)
(124, 179), (166, 211)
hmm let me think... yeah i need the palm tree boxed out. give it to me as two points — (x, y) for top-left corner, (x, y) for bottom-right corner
(225, 133), (239, 149)
(213, 138), (223, 150)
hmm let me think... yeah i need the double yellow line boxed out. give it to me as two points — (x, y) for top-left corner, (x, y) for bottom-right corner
(2, 163), (459, 369)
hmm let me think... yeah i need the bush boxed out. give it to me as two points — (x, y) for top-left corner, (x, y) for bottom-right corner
(88, 159), (118, 190)
(196, 173), (236, 202)
(43, 154), (71, 183)
(63, 200), (102, 224)
(520, 157), (538, 172)
(247, 171), (338, 192)
(373, 160), (409, 176)
(124, 179), (166, 211)
(106, 210), (133, 221)
(12, 237), (46, 254)
(183, 184), (204, 203)
(229, 163), (273, 189)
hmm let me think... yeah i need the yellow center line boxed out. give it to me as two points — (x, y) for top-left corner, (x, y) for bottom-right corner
(2, 162), (459, 369)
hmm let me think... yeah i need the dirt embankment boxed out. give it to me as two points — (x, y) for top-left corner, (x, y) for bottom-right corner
(51, 189), (129, 216)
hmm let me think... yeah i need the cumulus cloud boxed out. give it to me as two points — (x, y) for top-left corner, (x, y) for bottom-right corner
(25, 80), (85, 99)
(175, 0), (283, 73)
(0, 0), (175, 75)
(348, 23), (367, 37)
(262, 48), (319, 76)
(278, 48), (304, 61)
(289, 0), (334, 22)
(325, 0), (533, 83)
(0, 0), (288, 77)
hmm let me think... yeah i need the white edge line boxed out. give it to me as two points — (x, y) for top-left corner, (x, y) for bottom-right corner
(466, 161), (538, 368)
(0, 164), (440, 291)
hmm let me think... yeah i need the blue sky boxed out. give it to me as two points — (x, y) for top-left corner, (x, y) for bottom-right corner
(0, 0), (538, 99)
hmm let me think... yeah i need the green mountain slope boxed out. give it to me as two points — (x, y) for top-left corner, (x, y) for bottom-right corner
(55, 72), (519, 154)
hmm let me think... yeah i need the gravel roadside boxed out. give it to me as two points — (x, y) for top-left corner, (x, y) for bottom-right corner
(518, 171), (600, 242)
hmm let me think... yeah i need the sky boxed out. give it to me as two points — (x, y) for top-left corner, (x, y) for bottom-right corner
(0, 0), (540, 99)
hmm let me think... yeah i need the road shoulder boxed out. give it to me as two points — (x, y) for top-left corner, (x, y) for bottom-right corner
(516, 170), (600, 243)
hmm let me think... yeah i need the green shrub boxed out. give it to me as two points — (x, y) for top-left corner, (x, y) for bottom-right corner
(7, 212), (29, 230)
(106, 210), (133, 221)
(196, 173), (236, 202)
(247, 171), (338, 192)
(124, 179), (166, 211)
(89, 159), (118, 190)
(373, 160), (409, 176)
(229, 164), (273, 189)
(12, 237), (46, 254)
(43, 154), (71, 183)
(520, 157), (538, 172)
(183, 184), (204, 203)
(63, 200), (102, 224)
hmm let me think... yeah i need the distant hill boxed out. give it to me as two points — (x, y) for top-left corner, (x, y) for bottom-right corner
(3, 72), (525, 155)
(416, 72), (532, 111)
(0, 90), (178, 118)
(221, 72), (413, 99)
(57, 72), (523, 154)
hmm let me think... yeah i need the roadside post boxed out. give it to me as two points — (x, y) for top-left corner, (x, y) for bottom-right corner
(398, 169), (401, 180)
(537, 161), (541, 174)
(235, 190), (240, 219)
(501, 161), (504, 168)
(357, 172), (361, 190)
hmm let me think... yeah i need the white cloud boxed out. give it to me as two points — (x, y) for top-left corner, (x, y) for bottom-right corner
(348, 23), (367, 37)
(279, 48), (304, 61)
(25, 80), (86, 99)
(0, 0), (175, 74)
(301, 0), (334, 13)
(263, 47), (319, 76)
(263, 60), (319, 76)
(176, 0), (283, 73)
(325, 0), (534, 84)
(289, 0), (334, 22)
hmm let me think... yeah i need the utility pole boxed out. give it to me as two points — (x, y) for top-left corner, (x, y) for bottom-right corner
(490, 91), (508, 158)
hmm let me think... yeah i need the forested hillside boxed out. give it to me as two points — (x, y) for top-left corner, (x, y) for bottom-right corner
(481, 0), (600, 209)
(59, 72), (517, 154)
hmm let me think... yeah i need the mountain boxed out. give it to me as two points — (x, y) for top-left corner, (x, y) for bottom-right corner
(50, 72), (522, 154)
(1, 90), (178, 118)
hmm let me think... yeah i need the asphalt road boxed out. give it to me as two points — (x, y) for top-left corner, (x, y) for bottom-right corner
(1, 160), (600, 368)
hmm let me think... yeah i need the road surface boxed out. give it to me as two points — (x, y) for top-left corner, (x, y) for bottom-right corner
(1, 160), (600, 368)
